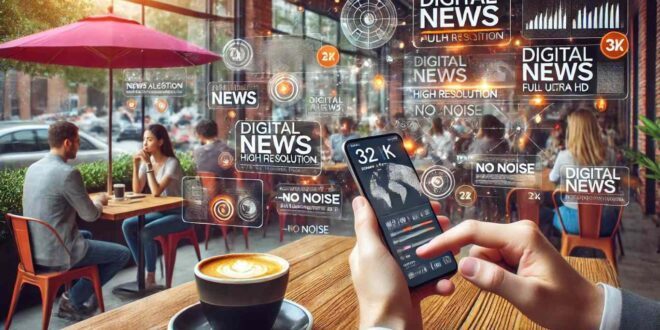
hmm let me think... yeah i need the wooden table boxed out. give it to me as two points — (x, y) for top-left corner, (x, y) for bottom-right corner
(92, 194), (184, 295)
(68, 235), (618, 329)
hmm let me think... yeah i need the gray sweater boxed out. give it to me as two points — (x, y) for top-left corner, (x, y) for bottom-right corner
(22, 153), (102, 269)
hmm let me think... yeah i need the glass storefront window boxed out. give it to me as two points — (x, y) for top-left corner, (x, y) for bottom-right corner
(0, 0), (234, 173)
(272, 0), (303, 35)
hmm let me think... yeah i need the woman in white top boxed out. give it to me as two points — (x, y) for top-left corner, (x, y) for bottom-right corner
(549, 109), (618, 236)
(122, 124), (187, 288)
(423, 117), (454, 162)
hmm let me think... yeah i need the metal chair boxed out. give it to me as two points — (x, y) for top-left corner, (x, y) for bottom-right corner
(198, 172), (248, 251)
(5, 214), (105, 330)
(153, 226), (201, 288)
(551, 190), (624, 271)
(505, 188), (541, 225)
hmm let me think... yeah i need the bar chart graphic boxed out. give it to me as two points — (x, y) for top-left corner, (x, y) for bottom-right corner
(525, 2), (568, 31)
(523, 0), (627, 39)
(572, 2), (622, 30)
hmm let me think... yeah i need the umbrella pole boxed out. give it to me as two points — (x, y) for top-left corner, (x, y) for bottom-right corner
(107, 68), (113, 195)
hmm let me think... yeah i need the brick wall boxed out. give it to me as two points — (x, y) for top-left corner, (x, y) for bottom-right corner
(635, 0), (660, 214)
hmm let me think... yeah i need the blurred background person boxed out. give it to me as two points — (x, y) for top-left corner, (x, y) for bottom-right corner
(329, 117), (360, 163)
(320, 123), (333, 163)
(423, 117), (454, 163)
(549, 109), (618, 238)
(193, 119), (235, 178)
(467, 114), (509, 155)
(372, 114), (389, 135)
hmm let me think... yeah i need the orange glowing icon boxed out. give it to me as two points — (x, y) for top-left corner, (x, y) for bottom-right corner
(154, 98), (168, 113)
(209, 195), (235, 222)
(126, 98), (137, 110)
(277, 80), (293, 96)
(600, 31), (629, 60)
(316, 45), (340, 68)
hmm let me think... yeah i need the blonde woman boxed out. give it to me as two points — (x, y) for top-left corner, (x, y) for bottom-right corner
(549, 109), (617, 236)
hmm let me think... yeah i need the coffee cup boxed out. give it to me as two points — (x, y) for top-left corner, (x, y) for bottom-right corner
(194, 253), (289, 330)
(113, 183), (125, 200)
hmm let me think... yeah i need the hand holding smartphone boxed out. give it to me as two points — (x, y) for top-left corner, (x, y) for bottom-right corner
(344, 133), (457, 288)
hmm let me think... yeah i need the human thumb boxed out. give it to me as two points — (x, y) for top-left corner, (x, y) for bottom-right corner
(352, 197), (382, 248)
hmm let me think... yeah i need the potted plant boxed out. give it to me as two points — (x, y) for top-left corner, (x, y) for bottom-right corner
(625, 116), (660, 180)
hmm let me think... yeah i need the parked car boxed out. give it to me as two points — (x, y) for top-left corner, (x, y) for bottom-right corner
(116, 111), (142, 142)
(0, 124), (125, 170)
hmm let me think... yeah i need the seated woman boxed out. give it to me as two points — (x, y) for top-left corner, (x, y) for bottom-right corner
(122, 124), (189, 288)
(549, 109), (618, 237)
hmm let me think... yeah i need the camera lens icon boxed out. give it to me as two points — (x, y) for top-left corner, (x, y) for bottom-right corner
(430, 176), (444, 189)
(222, 39), (253, 71)
(238, 196), (259, 223)
(421, 166), (455, 200)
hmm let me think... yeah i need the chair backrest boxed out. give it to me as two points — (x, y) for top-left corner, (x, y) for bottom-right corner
(6, 213), (71, 274)
(505, 189), (541, 225)
(576, 203), (604, 239)
(197, 171), (218, 196)
(552, 190), (624, 239)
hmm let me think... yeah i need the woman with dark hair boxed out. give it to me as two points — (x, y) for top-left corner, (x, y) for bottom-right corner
(122, 124), (188, 288)
(467, 114), (508, 155)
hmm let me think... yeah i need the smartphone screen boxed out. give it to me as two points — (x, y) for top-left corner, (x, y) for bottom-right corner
(344, 133), (457, 288)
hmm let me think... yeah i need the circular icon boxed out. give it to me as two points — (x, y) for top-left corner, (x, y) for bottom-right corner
(600, 31), (629, 60)
(268, 73), (302, 106)
(420, 166), (455, 200)
(218, 152), (235, 170)
(340, 0), (398, 49)
(238, 196), (259, 223)
(508, 118), (528, 142)
(222, 39), (253, 71)
(454, 185), (477, 207)
(126, 98), (137, 110)
(154, 98), (168, 113)
(316, 45), (340, 68)
(210, 195), (234, 222)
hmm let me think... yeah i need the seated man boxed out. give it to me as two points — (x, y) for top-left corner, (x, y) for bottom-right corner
(193, 119), (236, 178)
(22, 121), (130, 321)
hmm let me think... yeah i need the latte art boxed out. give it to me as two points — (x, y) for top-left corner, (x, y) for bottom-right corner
(218, 260), (268, 279)
(199, 254), (284, 280)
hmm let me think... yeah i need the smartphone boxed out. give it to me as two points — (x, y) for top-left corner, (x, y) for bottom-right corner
(344, 133), (457, 288)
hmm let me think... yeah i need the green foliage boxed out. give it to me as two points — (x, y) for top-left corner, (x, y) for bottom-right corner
(0, 152), (197, 219)
(0, 0), (106, 88)
(626, 116), (660, 180)
(0, 167), (27, 217)
(177, 151), (196, 177)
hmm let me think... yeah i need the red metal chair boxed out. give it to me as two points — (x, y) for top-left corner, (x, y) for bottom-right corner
(5, 214), (105, 330)
(197, 172), (248, 251)
(153, 226), (201, 288)
(551, 190), (624, 271)
(505, 188), (541, 225)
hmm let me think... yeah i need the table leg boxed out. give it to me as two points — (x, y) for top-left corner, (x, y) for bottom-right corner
(137, 214), (145, 291)
(113, 214), (163, 297)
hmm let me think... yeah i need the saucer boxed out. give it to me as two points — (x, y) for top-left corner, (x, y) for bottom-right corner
(168, 299), (313, 330)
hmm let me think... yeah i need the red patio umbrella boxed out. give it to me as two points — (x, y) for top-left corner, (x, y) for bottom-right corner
(0, 14), (221, 192)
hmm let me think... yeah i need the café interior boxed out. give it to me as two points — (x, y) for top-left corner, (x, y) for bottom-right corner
(0, 0), (658, 329)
